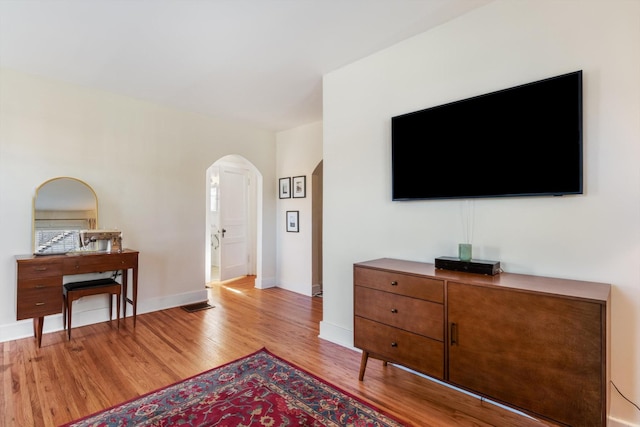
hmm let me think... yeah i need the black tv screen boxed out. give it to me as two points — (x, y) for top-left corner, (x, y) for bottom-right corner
(391, 71), (583, 200)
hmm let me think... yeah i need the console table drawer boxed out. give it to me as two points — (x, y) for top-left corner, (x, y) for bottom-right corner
(112, 251), (138, 269)
(355, 317), (444, 379)
(354, 286), (443, 341)
(17, 261), (62, 280)
(17, 276), (61, 290)
(63, 252), (136, 274)
(354, 266), (443, 303)
(17, 288), (62, 320)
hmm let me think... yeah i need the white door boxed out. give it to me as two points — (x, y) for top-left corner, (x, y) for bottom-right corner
(219, 166), (249, 281)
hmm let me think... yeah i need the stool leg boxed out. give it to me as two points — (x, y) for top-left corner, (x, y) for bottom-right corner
(116, 292), (121, 329)
(63, 294), (67, 331)
(67, 297), (73, 341)
(108, 294), (113, 324)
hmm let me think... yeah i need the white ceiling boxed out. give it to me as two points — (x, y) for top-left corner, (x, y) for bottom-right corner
(0, 0), (490, 131)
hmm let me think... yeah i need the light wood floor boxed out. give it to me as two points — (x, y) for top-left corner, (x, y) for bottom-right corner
(1, 276), (560, 426)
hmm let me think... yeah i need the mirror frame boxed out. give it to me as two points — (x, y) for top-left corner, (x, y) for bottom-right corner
(32, 177), (99, 254)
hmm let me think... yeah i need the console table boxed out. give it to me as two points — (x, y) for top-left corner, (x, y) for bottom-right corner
(354, 258), (611, 427)
(16, 249), (139, 347)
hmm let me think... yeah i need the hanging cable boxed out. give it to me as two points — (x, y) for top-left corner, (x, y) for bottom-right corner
(611, 380), (640, 412)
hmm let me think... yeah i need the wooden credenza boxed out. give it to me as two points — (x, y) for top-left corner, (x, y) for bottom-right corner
(16, 249), (139, 347)
(354, 258), (610, 427)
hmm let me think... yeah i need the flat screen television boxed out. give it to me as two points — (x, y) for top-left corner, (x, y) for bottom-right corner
(391, 70), (583, 201)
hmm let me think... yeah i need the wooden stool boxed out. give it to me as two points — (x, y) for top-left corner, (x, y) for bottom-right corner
(63, 278), (121, 340)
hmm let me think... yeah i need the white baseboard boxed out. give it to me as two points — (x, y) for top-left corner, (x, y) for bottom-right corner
(318, 320), (353, 348)
(138, 289), (209, 314)
(609, 417), (640, 427)
(0, 288), (209, 344)
(5, 291), (636, 427)
(312, 284), (322, 296)
(255, 275), (276, 289)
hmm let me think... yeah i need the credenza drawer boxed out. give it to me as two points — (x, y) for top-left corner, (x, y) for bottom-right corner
(17, 287), (62, 319)
(354, 286), (443, 341)
(355, 317), (444, 379)
(354, 266), (443, 303)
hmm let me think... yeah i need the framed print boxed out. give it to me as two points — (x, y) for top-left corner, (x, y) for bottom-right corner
(279, 177), (291, 199)
(292, 175), (306, 198)
(286, 210), (299, 232)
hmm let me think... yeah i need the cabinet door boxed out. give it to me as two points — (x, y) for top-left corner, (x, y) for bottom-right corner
(447, 282), (604, 427)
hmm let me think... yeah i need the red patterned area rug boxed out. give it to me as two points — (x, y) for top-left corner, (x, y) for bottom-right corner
(60, 348), (410, 426)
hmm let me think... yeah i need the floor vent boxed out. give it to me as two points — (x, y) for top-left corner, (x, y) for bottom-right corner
(181, 302), (215, 312)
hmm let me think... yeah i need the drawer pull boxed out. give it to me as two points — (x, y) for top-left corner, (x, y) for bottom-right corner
(390, 281), (398, 286)
(450, 322), (458, 346)
(35, 302), (45, 306)
(391, 308), (398, 314)
(34, 267), (48, 271)
(35, 285), (46, 289)
(391, 342), (398, 348)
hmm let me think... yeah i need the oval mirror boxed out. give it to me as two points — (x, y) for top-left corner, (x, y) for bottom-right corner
(33, 177), (98, 255)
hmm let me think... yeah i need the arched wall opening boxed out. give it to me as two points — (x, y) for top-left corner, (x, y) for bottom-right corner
(205, 155), (263, 287)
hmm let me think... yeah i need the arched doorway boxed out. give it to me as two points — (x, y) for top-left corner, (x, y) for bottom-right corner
(206, 155), (262, 285)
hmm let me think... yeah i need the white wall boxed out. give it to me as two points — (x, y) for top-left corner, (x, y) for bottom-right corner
(0, 69), (277, 340)
(276, 122), (323, 296)
(321, 1), (640, 425)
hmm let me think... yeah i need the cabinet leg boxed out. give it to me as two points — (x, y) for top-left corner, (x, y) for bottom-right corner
(358, 351), (369, 381)
(33, 317), (44, 348)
